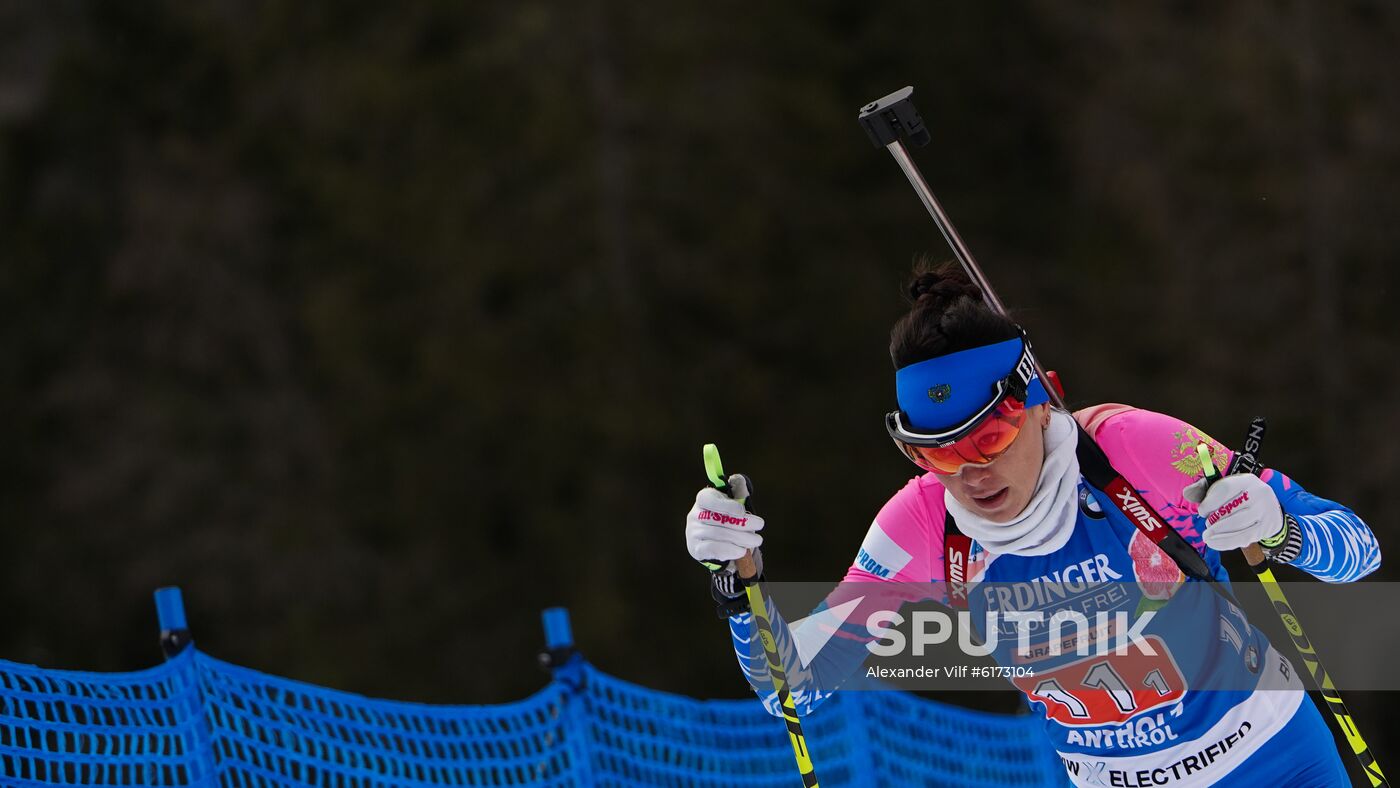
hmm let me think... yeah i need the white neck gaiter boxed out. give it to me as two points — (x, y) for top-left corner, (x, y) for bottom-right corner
(944, 409), (1080, 556)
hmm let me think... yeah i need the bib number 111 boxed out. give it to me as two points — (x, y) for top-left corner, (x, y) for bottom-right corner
(1014, 636), (1185, 726)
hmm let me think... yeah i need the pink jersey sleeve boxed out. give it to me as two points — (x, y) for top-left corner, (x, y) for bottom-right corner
(843, 475), (945, 583)
(1078, 403), (1229, 548)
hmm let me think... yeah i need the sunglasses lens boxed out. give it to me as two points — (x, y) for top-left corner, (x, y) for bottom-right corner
(968, 410), (1023, 456)
(895, 399), (1029, 475)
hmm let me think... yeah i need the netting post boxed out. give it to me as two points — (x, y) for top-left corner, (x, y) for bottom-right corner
(538, 607), (577, 671)
(155, 586), (193, 659)
(154, 586), (219, 786)
(537, 608), (594, 785)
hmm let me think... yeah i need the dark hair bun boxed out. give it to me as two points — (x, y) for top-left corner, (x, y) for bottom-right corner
(907, 261), (981, 310)
(889, 257), (1016, 368)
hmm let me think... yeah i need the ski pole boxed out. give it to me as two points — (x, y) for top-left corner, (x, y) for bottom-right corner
(703, 443), (819, 788)
(1195, 435), (1387, 787)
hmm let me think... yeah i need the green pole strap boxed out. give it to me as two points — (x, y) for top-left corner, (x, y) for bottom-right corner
(702, 443), (726, 489)
(1196, 443), (1217, 481)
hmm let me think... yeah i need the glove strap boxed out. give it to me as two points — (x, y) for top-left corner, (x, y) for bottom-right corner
(1262, 514), (1303, 564)
(709, 549), (764, 619)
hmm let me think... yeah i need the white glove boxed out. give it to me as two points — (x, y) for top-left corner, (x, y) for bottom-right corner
(1183, 473), (1284, 552)
(685, 485), (764, 572)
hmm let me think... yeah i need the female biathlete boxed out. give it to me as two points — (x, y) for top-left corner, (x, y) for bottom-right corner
(685, 263), (1380, 787)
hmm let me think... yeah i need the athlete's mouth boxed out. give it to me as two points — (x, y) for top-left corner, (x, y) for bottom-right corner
(972, 488), (1009, 507)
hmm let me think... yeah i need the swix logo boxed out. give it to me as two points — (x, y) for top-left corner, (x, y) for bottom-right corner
(1229, 419), (1266, 475)
(1113, 487), (1162, 533)
(698, 509), (749, 527)
(1241, 423), (1263, 454)
(1207, 492), (1249, 525)
(946, 536), (971, 603)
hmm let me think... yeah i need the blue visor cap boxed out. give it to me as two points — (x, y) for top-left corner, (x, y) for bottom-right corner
(895, 336), (1049, 433)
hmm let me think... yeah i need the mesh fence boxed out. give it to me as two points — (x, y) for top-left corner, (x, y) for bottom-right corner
(0, 649), (209, 786)
(0, 622), (1066, 786)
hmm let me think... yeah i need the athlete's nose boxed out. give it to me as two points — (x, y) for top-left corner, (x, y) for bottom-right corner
(958, 462), (996, 486)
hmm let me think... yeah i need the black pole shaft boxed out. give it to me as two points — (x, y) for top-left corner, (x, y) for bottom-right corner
(882, 139), (1065, 410)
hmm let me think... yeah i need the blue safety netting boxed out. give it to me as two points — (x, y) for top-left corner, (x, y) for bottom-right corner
(0, 602), (1067, 786)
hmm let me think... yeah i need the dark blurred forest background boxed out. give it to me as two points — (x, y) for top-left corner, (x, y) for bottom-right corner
(2, 0), (1398, 761)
